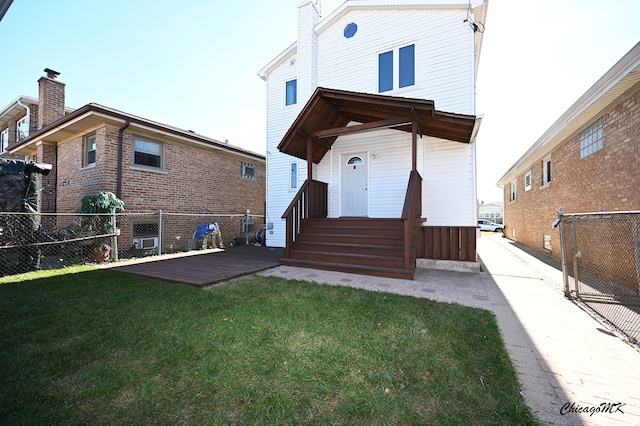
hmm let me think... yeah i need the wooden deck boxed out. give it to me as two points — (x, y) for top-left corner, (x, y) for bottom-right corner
(105, 245), (284, 287)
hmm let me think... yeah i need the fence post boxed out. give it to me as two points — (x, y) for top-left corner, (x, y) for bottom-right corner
(570, 219), (580, 298)
(157, 209), (162, 256)
(557, 208), (570, 298)
(111, 212), (119, 262)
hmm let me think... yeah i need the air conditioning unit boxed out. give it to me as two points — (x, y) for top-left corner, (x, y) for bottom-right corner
(133, 237), (158, 249)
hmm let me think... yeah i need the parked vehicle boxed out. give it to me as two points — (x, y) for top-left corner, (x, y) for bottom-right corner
(478, 219), (504, 232)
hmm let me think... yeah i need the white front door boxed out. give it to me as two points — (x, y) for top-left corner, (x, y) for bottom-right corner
(341, 153), (368, 217)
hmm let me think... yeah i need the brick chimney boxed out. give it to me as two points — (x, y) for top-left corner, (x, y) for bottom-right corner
(38, 68), (65, 129)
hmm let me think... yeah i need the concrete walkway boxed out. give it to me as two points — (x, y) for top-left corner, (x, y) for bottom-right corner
(259, 234), (640, 425)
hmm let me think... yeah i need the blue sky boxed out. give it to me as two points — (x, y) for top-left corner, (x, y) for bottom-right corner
(1, 0), (638, 203)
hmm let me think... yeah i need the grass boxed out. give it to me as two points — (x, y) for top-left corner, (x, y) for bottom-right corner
(0, 266), (540, 425)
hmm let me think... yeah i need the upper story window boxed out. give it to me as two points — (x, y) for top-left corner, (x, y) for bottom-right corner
(285, 79), (297, 106)
(524, 170), (532, 191)
(0, 129), (8, 153)
(84, 134), (96, 167)
(133, 136), (163, 170)
(17, 116), (29, 141)
(580, 118), (603, 159)
(543, 156), (552, 185)
(378, 43), (415, 93)
(510, 180), (517, 202)
(241, 161), (257, 180)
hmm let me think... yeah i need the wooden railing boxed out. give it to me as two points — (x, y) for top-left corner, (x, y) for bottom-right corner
(419, 226), (477, 262)
(281, 179), (328, 258)
(401, 170), (422, 270)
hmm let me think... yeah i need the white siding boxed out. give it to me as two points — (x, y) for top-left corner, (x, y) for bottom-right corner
(316, 129), (412, 218)
(264, 53), (305, 248)
(316, 9), (475, 114)
(314, 131), (476, 225)
(263, 3), (479, 247)
(422, 137), (476, 226)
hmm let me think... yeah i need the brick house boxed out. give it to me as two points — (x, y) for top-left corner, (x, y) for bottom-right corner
(497, 42), (640, 259)
(1, 69), (265, 247)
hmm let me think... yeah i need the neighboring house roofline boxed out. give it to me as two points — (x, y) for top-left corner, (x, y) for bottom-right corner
(316, 0), (486, 35)
(1, 95), (75, 128)
(0, 96), (38, 127)
(8, 102), (265, 162)
(0, 0), (13, 22)
(497, 41), (640, 187)
(258, 0), (488, 80)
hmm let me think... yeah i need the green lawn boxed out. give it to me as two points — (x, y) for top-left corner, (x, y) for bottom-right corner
(0, 266), (539, 425)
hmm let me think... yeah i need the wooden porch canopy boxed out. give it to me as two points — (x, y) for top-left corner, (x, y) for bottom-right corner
(277, 87), (480, 171)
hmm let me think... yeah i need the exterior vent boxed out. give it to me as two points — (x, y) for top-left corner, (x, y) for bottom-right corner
(133, 237), (158, 249)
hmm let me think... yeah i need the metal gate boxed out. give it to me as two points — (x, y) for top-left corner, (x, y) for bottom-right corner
(556, 209), (640, 344)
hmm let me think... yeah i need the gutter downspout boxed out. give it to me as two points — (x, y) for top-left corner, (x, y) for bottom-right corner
(16, 98), (30, 142)
(116, 120), (130, 199)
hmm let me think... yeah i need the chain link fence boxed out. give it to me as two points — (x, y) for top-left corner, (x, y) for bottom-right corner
(557, 210), (640, 345)
(0, 210), (264, 277)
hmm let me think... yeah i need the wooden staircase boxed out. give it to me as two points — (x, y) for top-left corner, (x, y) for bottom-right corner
(280, 217), (415, 279)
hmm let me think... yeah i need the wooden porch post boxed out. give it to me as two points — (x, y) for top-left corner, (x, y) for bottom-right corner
(307, 137), (314, 219)
(307, 138), (313, 181)
(412, 120), (417, 172)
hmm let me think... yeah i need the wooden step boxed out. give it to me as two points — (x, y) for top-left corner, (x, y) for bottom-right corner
(296, 232), (403, 246)
(280, 258), (414, 280)
(292, 241), (402, 257)
(288, 249), (405, 269)
(282, 217), (415, 280)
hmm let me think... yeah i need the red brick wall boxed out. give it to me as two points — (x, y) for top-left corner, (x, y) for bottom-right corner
(38, 77), (65, 129)
(54, 124), (265, 217)
(503, 89), (640, 260)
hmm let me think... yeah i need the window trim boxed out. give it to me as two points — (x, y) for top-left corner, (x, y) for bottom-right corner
(510, 180), (517, 202)
(241, 161), (257, 181)
(16, 116), (29, 141)
(378, 42), (416, 93)
(524, 170), (532, 191)
(543, 156), (552, 186)
(285, 79), (297, 106)
(580, 118), (603, 159)
(132, 136), (165, 171)
(83, 133), (97, 168)
(289, 161), (298, 190)
(0, 129), (8, 153)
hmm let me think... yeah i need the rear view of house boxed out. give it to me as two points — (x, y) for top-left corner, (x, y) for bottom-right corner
(259, 0), (488, 278)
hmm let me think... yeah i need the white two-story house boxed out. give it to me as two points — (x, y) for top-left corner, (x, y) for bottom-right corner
(259, 0), (488, 279)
